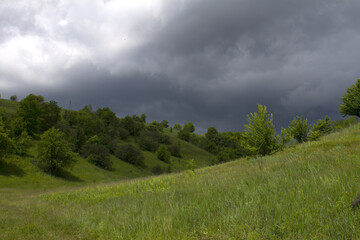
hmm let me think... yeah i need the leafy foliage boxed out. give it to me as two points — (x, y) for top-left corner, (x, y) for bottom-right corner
(243, 105), (278, 156)
(115, 144), (145, 167)
(0, 117), (14, 160)
(38, 127), (76, 173)
(288, 116), (310, 143)
(14, 131), (31, 156)
(156, 144), (171, 163)
(17, 94), (44, 136)
(339, 79), (360, 117)
(81, 143), (112, 169)
(10, 95), (17, 101)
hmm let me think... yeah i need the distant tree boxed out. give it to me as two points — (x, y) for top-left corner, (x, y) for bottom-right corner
(279, 128), (293, 147)
(0, 117), (14, 160)
(140, 113), (146, 123)
(308, 116), (334, 141)
(40, 100), (61, 132)
(17, 94), (44, 136)
(38, 127), (76, 173)
(156, 144), (171, 163)
(81, 143), (112, 169)
(115, 144), (144, 167)
(174, 123), (182, 131)
(152, 165), (164, 175)
(138, 135), (159, 152)
(288, 116), (310, 143)
(184, 122), (195, 133)
(178, 129), (191, 142)
(243, 105), (278, 156)
(311, 116), (334, 135)
(217, 150), (231, 163)
(168, 142), (181, 158)
(161, 120), (169, 129)
(10, 95), (18, 101)
(205, 127), (218, 143)
(339, 79), (360, 117)
(121, 115), (144, 136)
(15, 131), (31, 156)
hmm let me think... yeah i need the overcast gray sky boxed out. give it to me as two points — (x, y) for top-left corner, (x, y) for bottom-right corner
(1, 0), (360, 132)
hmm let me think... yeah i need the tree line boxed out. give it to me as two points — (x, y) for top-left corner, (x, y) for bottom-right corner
(171, 79), (360, 163)
(0, 78), (359, 174)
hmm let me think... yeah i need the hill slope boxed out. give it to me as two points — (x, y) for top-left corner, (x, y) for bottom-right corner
(1, 124), (360, 239)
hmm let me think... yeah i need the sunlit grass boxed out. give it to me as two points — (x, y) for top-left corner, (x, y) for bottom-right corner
(1, 124), (360, 239)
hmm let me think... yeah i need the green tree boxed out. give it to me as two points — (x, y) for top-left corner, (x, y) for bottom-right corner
(173, 123), (182, 131)
(115, 144), (144, 167)
(205, 127), (218, 143)
(243, 105), (278, 156)
(339, 79), (360, 117)
(308, 116), (334, 141)
(177, 129), (191, 142)
(184, 122), (195, 133)
(38, 127), (76, 173)
(288, 116), (310, 143)
(15, 131), (31, 156)
(10, 95), (17, 101)
(161, 120), (169, 128)
(140, 113), (147, 123)
(156, 144), (171, 163)
(40, 100), (61, 132)
(17, 94), (44, 136)
(0, 117), (14, 161)
(311, 116), (333, 135)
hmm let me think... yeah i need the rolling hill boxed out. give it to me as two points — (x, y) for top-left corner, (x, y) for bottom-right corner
(1, 123), (360, 239)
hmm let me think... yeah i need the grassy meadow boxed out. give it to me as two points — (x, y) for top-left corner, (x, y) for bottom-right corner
(1, 124), (360, 239)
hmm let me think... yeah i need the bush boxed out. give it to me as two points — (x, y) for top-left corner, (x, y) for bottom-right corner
(310, 116), (334, 139)
(308, 130), (322, 141)
(81, 143), (112, 169)
(15, 131), (31, 156)
(243, 105), (278, 156)
(115, 144), (144, 167)
(339, 79), (360, 118)
(38, 127), (76, 173)
(288, 116), (310, 143)
(151, 165), (164, 175)
(168, 143), (181, 157)
(178, 129), (190, 142)
(156, 144), (171, 163)
(138, 135), (159, 152)
(0, 117), (14, 161)
(10, 95), (17, 101)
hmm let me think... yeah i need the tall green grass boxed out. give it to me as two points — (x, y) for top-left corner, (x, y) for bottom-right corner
(1, 124), (360, 239)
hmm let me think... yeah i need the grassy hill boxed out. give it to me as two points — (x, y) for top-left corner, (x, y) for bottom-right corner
(1, 124), (360, 239)
(0, 98), (18, 114)
(0, 97), (216, 189)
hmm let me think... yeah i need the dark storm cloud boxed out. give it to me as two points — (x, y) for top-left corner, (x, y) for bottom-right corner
(1, 0), (360, 132)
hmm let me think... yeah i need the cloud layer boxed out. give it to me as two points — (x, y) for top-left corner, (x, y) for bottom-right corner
(1, 0), (360, 132)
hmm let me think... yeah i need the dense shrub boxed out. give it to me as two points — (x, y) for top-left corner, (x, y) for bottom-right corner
(168, 144), (181, 158)
(339, 79), (360, 118)
(288, 116), (310, 143)
(151, 165), (164, 175)
(81, 143), (112, 169)
(38, 127), (76, 173)
(138, 135), (159, 152)
(243, 105), (278, 156)
(156, 144), (171, 163)
(115, 144), (145, 167)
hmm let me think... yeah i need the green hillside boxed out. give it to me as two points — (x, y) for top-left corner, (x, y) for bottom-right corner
(0, 98), (18, 114)
(0, 97), (216, 189)
(1, 124), (360, 239)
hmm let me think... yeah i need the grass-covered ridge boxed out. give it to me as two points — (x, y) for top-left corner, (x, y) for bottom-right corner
(1, 124), (360, 239)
